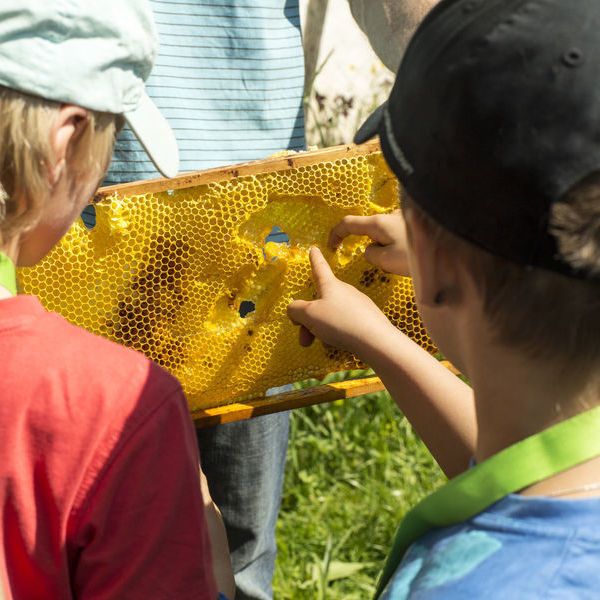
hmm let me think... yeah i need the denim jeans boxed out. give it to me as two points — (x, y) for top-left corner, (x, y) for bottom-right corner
(196, 411), (290, 600)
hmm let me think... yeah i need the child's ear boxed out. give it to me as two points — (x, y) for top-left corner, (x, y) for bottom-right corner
(404, 209), (459, 307)
(47, 105), (89, 185)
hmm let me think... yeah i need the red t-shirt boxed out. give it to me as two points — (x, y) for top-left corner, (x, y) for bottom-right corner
(0, 295), (217, 599)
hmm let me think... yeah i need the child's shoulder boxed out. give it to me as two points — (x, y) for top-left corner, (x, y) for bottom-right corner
(0, 296), (199, 581)
(383, 495), (600, 599)
(0, 295), (191, 500)
(0, 294), (183, 415)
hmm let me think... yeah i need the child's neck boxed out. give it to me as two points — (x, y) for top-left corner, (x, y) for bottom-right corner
(468, 341), (600, 497)
(472, 352), (592, 459)
(520, 454), (600, 499)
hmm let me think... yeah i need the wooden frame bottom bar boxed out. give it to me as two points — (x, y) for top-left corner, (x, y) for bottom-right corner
(191, 361), (460, 427)
(192, 376), (386, 428)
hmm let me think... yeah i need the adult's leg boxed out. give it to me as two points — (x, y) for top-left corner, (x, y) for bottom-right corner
(197, 411), (290, 600)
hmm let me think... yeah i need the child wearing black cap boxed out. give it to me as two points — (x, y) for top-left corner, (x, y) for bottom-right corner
(288, 0), (600, 597)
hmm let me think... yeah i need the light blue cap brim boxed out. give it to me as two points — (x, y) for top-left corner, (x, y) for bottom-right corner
(126, 92), (179, 179)
(0, 0), (180, 179)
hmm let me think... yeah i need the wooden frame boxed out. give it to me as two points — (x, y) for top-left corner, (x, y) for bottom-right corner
(93, 140), (456, 427)
(94, 141), (391, 427)
(95, 138), (382, 200)
(190, 376), (386, 427)
(189, 361), (458, 428)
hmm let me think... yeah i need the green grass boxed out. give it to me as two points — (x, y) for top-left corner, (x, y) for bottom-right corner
(273, 371), (447, 599)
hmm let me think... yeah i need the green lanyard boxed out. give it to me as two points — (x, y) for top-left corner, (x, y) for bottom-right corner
(375, 405), (600, 598)
(0, 252), (16, 296)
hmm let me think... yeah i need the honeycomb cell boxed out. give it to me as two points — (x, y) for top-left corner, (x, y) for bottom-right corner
(18, 148), (436, 410)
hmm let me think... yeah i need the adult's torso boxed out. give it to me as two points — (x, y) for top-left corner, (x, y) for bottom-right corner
(105, 0), (305, 184)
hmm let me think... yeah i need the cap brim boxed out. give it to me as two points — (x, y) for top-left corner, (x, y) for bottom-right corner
(353, 102), (386, 145)
(124, 92), (179, 179)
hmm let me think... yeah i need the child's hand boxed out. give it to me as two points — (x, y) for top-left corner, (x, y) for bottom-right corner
(200, 465), (235, 600)
(329, 210), (410, 276)
(287, 247), (393, 354)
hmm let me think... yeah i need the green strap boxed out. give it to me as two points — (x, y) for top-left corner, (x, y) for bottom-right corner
(375, 405), (600, 598)
(0, 252), (16, 296)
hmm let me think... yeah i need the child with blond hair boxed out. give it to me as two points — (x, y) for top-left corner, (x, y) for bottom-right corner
(0, 1), (233, 598)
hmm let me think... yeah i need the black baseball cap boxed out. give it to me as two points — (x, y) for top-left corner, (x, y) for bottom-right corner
(356, 0), (600, 279)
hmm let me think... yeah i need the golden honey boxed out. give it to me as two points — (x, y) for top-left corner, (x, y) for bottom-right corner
(18, 149), (435, 409)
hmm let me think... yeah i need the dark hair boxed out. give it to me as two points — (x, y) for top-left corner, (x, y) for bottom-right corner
(551, 172), (600, 278)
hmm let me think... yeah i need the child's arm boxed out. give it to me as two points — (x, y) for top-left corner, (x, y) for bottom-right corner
(288, 246), (476, 478)
(199, 465), (236, 600)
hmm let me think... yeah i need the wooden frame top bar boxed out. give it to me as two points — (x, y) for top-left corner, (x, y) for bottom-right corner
(94, 139), (381, 201)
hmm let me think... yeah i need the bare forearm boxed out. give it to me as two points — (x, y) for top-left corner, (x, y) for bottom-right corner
(348, 0), (439, 71)
(287, 247), (474, 478)
(358, 323), (476, 478)
(200, 468), (235, 599)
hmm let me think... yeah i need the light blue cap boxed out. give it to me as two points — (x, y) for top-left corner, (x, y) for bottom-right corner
(0, 0), (179, 178)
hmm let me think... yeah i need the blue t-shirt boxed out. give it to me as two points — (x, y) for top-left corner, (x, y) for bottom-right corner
(380, 494), (600, 599)
(104, 0), (305, 185)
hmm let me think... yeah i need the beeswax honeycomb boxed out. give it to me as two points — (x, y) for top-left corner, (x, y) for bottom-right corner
(18, 147), (435, 410)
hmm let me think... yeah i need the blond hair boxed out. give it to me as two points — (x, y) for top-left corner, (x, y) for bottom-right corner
(0, 86), (119, 242)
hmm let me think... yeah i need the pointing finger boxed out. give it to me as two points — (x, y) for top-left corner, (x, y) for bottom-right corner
(298, 325), (315, 347)
(308, 246), (336, 296)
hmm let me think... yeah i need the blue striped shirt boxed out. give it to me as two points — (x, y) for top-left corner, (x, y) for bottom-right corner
(104, 0), (305, 184)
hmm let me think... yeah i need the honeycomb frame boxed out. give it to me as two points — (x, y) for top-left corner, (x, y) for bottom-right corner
(18, 141), (435, 417)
